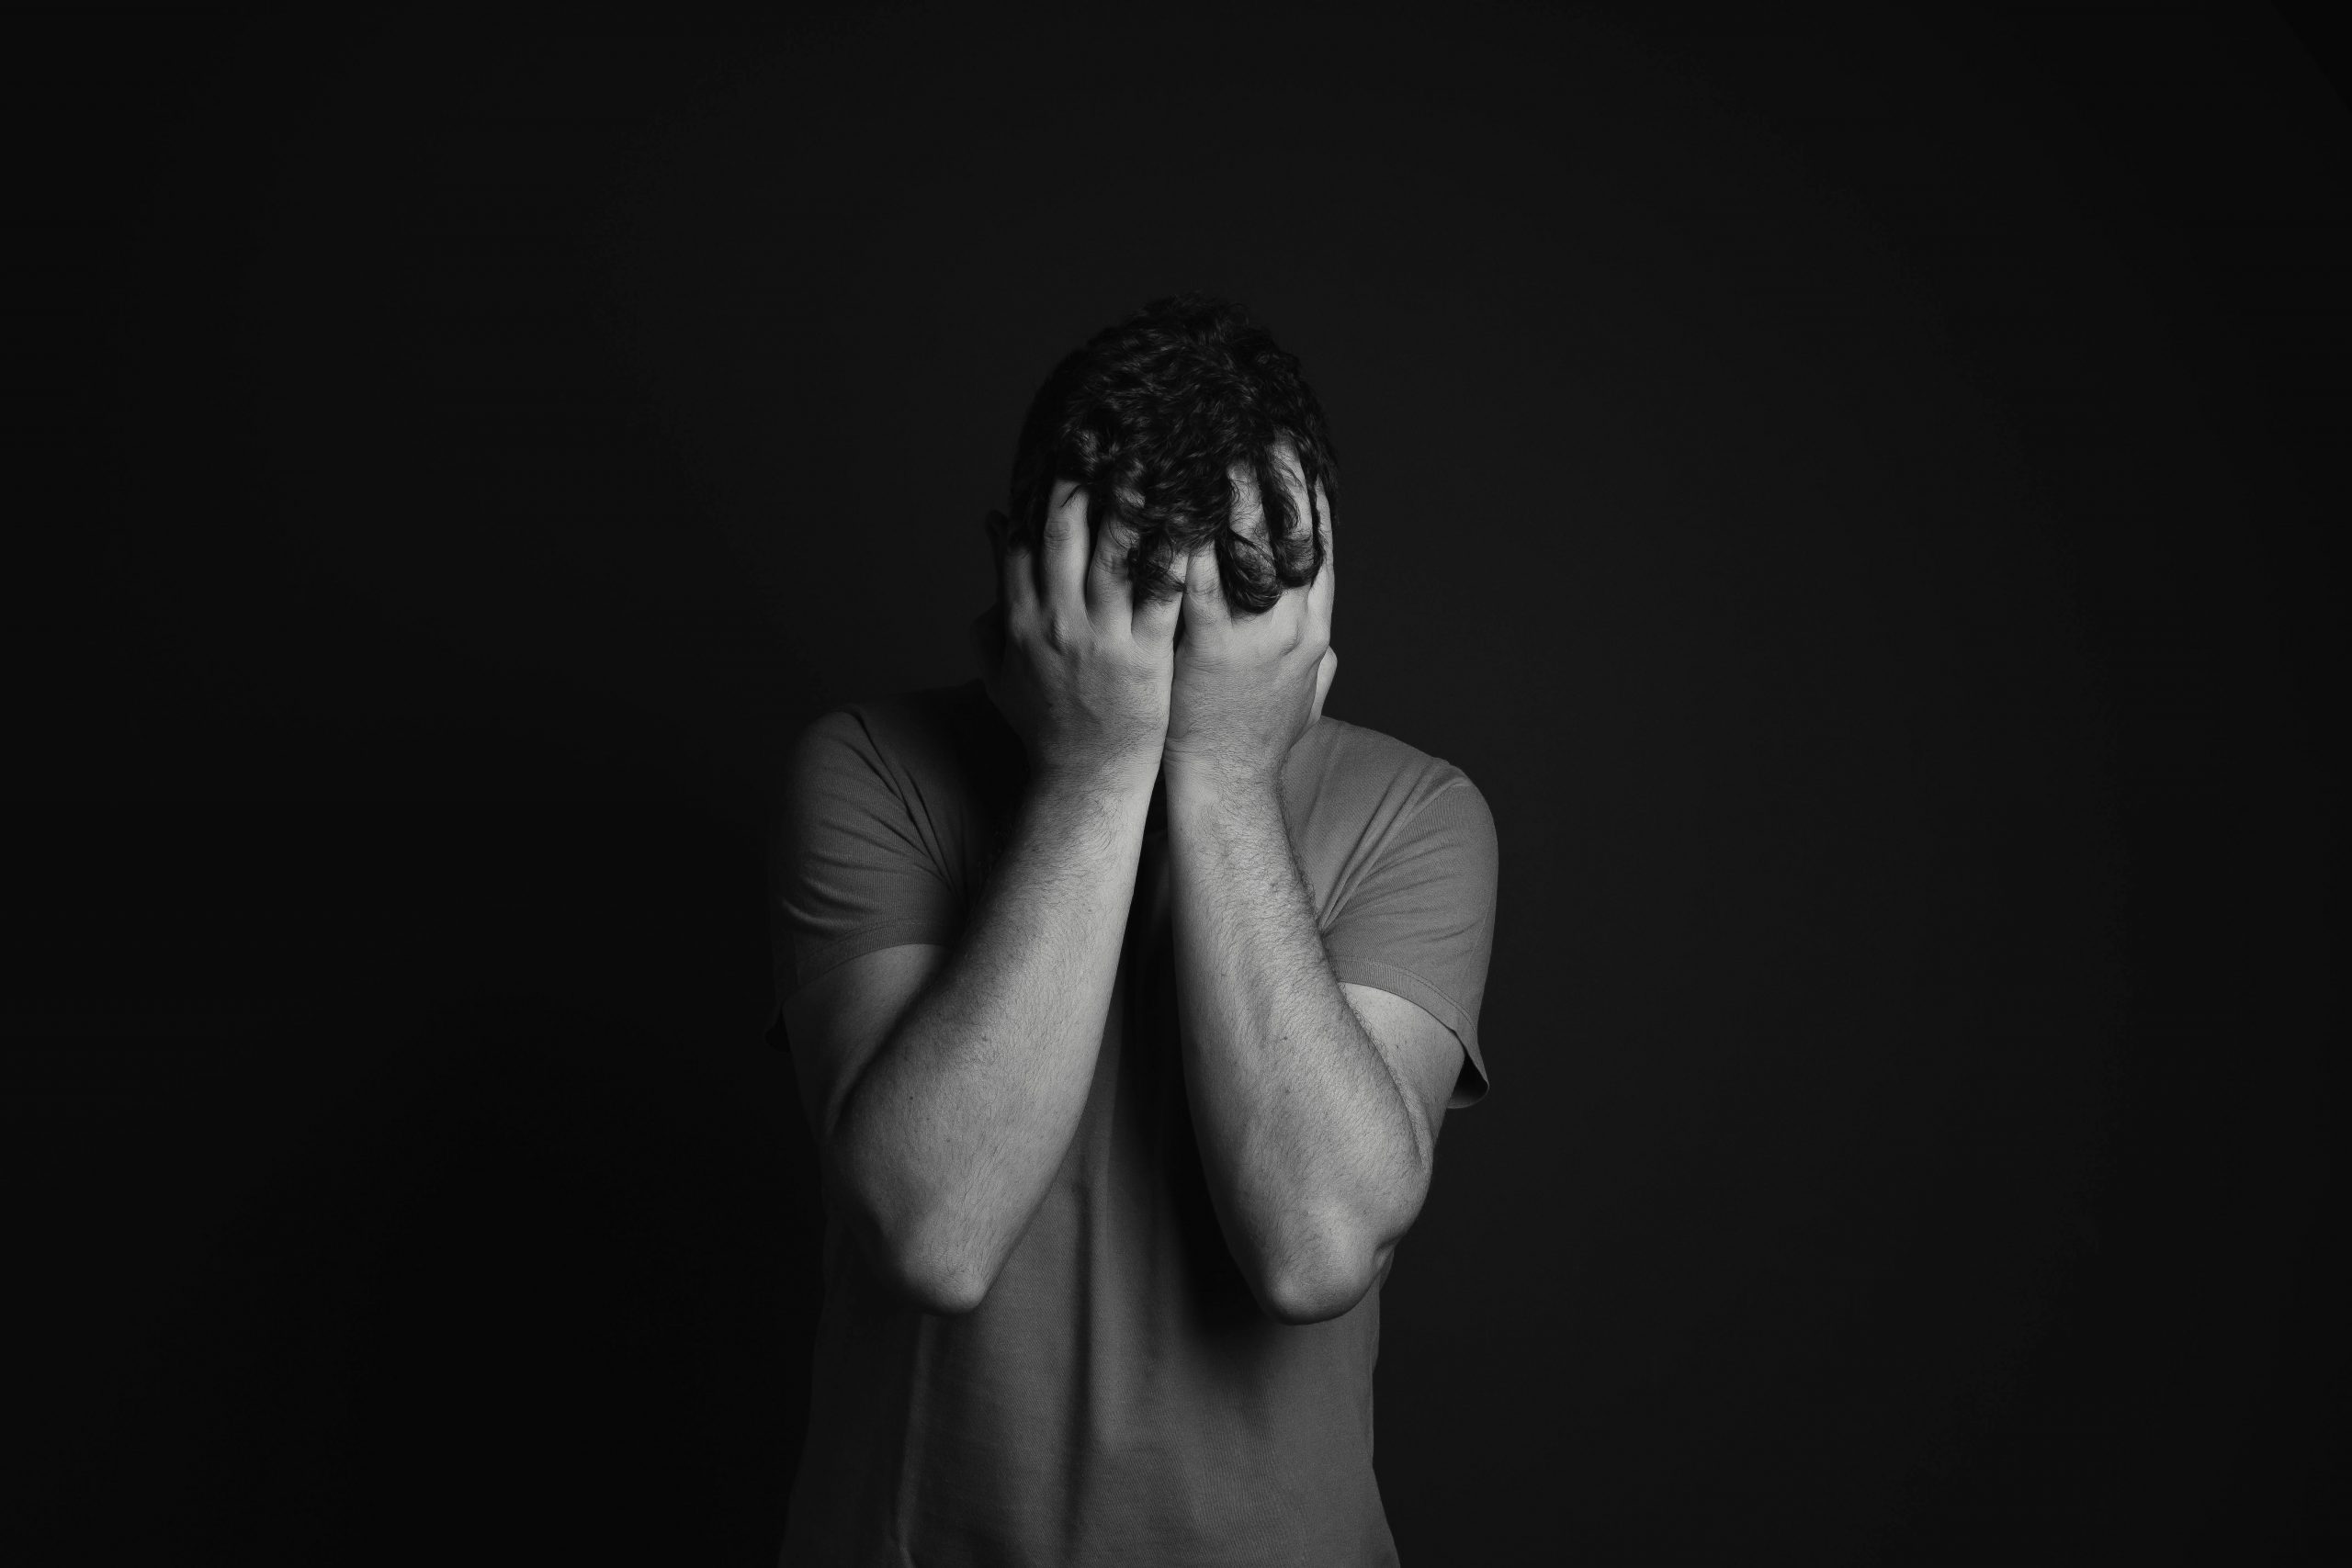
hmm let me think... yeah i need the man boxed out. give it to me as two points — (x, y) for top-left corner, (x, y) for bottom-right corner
(770, 295), (1498, 1565)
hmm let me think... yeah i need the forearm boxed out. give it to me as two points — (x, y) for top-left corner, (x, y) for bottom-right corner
(1164, 764), (1432, 1324)
(832, 756), (1155, 1309)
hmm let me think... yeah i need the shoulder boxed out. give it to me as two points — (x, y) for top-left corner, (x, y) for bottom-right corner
(791, 682), (1012, 785)
(1283, 716), (1498, 872)
(793, 680), (986, 756)
(1287, 715), (1490, 827)
(783, 681), (1024, 840)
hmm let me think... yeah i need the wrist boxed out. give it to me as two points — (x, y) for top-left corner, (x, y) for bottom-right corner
(1032, 745), (1163, 803)
(1161, 750), (1283, 812)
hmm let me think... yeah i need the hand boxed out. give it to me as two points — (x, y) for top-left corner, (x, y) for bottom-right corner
(972, 481), (1182, 782)
(1162, 482), (1337, 792)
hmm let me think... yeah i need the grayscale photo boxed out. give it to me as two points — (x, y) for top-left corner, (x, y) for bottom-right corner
(7, 6), (2345, 1564)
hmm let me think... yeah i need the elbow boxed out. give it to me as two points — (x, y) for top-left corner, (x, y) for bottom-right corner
(1261, 1279), (1367, 1327)
(865, 1220), (999, 1315)
(1256, 1233), (1392, 1326)
(828, 1137), (1002, 1316)
(884, 1248), (994, 1317)
(1254, 1184), (1424, 1325)
(842, 1186), (1001, 1316)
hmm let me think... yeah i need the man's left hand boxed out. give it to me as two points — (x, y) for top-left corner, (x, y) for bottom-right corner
(1162, 485), (1337, 792)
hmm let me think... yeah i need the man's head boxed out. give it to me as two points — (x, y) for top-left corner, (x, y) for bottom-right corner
(1004, 294), (1336, 615)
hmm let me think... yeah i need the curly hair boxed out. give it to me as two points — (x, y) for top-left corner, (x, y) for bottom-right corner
(1006, 294), (1336, 615)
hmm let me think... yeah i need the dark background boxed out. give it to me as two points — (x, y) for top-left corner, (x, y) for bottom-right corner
(6, 3), (2345, 1562)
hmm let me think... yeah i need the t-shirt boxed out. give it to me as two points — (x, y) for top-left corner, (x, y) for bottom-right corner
(770, 679), (1498, 1568)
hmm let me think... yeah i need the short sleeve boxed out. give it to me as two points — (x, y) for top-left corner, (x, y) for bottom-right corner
(1323, 775), (1500, 1109)
(771, 706), (966, 1005)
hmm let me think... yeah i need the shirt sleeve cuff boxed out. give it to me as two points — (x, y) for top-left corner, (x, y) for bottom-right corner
(781, 919), (962, 1005)
(1329, 954), (1489, 1109)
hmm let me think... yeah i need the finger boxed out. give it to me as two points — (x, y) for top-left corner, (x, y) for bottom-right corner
(1083, 500), (1131, 625)
(1132, 564), (1182, 647)
(1041, 480), (1091, 620)
(1182, 543), (1231, 637)
(1305, 481), (1336, 637)
(1311, 645), (1338, 723)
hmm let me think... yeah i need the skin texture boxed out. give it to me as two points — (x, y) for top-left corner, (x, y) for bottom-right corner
(783, 470), (1463, 1322)
(1161, 481), (1459, 1323)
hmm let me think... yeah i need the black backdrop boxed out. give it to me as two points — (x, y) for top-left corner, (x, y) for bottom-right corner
(7, 4), (2346, 1562)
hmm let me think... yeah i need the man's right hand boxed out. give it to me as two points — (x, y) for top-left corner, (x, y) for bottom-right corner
(815, 479), (1178, 1315)
(978, 482), (1182, 783)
